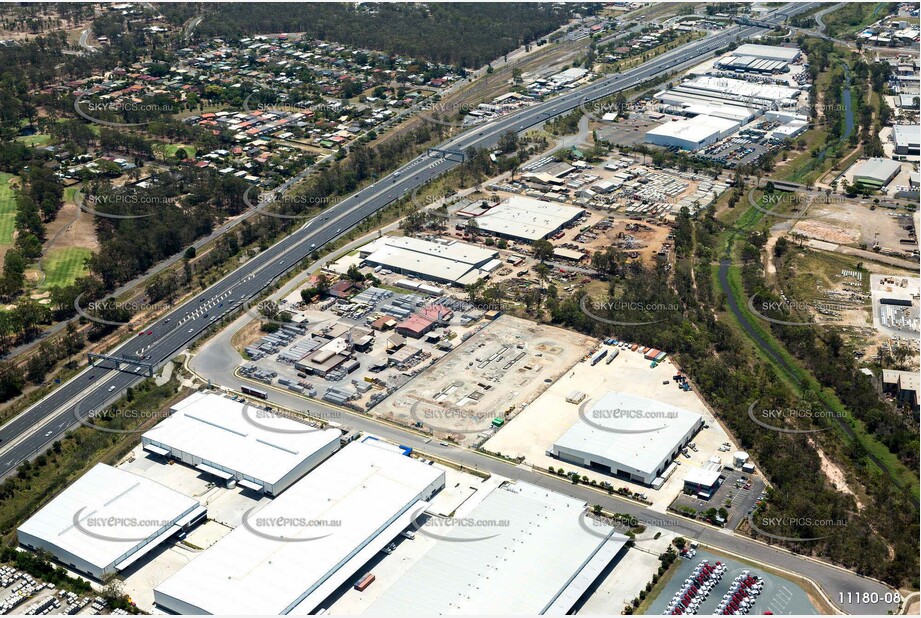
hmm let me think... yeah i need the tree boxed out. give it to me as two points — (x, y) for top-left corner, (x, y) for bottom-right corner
(532, 239), (554, 262)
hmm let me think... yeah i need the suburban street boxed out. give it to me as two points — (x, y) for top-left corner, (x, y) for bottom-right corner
(0, 3), (907, 613)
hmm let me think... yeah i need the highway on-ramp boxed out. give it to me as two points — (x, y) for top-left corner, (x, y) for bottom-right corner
(0, 4), (900, 612)
(1, 0), (817, 516)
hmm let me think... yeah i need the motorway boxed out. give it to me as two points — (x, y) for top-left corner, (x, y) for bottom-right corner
(0, 0), (815, 500)
(3, 4), (897, 611)
(0, 3), (901, 612)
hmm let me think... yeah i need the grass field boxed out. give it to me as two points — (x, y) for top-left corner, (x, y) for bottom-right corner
(39, 247), (92, 288)
(714, 192), (921, 501)
(162, 143), (197, 159)
(14, 133), (51, 148)
(0, 173), (17, 249)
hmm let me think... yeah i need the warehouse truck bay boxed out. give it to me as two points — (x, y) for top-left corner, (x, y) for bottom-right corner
(0, 2), (916, 617)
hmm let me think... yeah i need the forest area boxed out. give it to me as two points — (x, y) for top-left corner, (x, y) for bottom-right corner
(196, 3), (588, 68)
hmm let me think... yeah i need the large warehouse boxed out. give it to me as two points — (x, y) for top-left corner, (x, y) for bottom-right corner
(472, 196), (585, 242)
(17, 464), (205, 579)
(141, 392), (341, 496)
(656, 76), (802, 113)
(893, 124), (920, 156)
(550, 391), (703, 485)
(851, 157), (902, 189)
(359, 236), (501, 286)
(646, 115), (740, 151)
(732, 43), (802, 63)
(153, 441), (445, 615)
(367, 481), (629, 615)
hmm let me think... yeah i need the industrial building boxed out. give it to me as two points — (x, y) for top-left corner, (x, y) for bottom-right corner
(655, 76), (802, 114)
(359, 236), (501, 287)
(683, 466), (723, 499)
(153, 441), (445, 615)
(17, 464), (205, 579)
(366, 481), (629, 615)
(550, 391), (703, 485)
(732, 44), (802, 63)
(645, 115), (741, 151)
(716, 54), (790, 74)
(851, 157), (902, 189)
(892, 124), (920, 155)
(141, 392), (341, 496)
(470, 196), (585, 242)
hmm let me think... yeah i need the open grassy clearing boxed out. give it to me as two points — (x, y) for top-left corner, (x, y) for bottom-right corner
(39, 247), (92, 288)
(0, 173), (17, 250)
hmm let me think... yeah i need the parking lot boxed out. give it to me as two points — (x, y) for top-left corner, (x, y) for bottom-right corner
(0, 565), (108, 615)
(481, 343), (743, 511)
(671, 467), (767, 528)
(646, 549), (818, 615)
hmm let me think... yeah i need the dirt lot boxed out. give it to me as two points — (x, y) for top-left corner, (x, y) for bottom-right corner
(374, 314), (595, 446)
(790, 196), (917, 251)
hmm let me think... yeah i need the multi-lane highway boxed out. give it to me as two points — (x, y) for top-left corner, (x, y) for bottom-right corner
(0, 4), (901, 613)
(0, 3), (815, 484)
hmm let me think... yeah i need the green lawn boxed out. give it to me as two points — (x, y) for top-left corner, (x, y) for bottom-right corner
(40, 247), (92, 288)
(14, 133), (51, 148)
(163, 143), (197, 159)
(0, 173), (17, 249)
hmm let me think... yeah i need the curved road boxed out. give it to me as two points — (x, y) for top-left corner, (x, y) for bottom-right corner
(192, 307), (899, 616)
(0, 3), (900, 612)
(5, 7), (898, 613)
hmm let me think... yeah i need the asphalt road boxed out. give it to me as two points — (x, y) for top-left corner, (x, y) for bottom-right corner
(1, 0), (835, 554)
(190, 311), (898, 615)
(0, 4), (900, 612)
(0, 0), (816, 493)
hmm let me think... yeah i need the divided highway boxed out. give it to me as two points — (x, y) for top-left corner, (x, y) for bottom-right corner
(0, 4), (816, 481)
(1, 4), (900, 613)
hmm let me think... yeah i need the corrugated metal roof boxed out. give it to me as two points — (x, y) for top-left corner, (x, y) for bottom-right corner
(154, 442), (444, 615)
(367, 482), (628, 615)
(141, 392), (340, 487)
(17, 463), (201, 573)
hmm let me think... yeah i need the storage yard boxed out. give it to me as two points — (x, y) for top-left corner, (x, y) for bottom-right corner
(236, 285), (488, 413)
(645, 549), (819, 615)
(480, 342), (746, 511)
(0, 568), (121, 616)
(373, 315), (595, 445)
(870, 274), (920, 338)
(491, 155), (730, 218)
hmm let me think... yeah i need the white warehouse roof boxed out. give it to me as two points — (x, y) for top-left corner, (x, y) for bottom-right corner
(361, 236), (498, 285)
(893, 124), (920, 147)
(852, 157), (902, 183)
(154, 441), (445, 615)
(141, 392), (341, 493)
(367, 481), (629, 615)
(473, 196), (584, 242)
(733, 44), (801, 62)
(646, 115), (739, 150)
(17, 464), (203, 578)
(552, 391), (703, 480)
